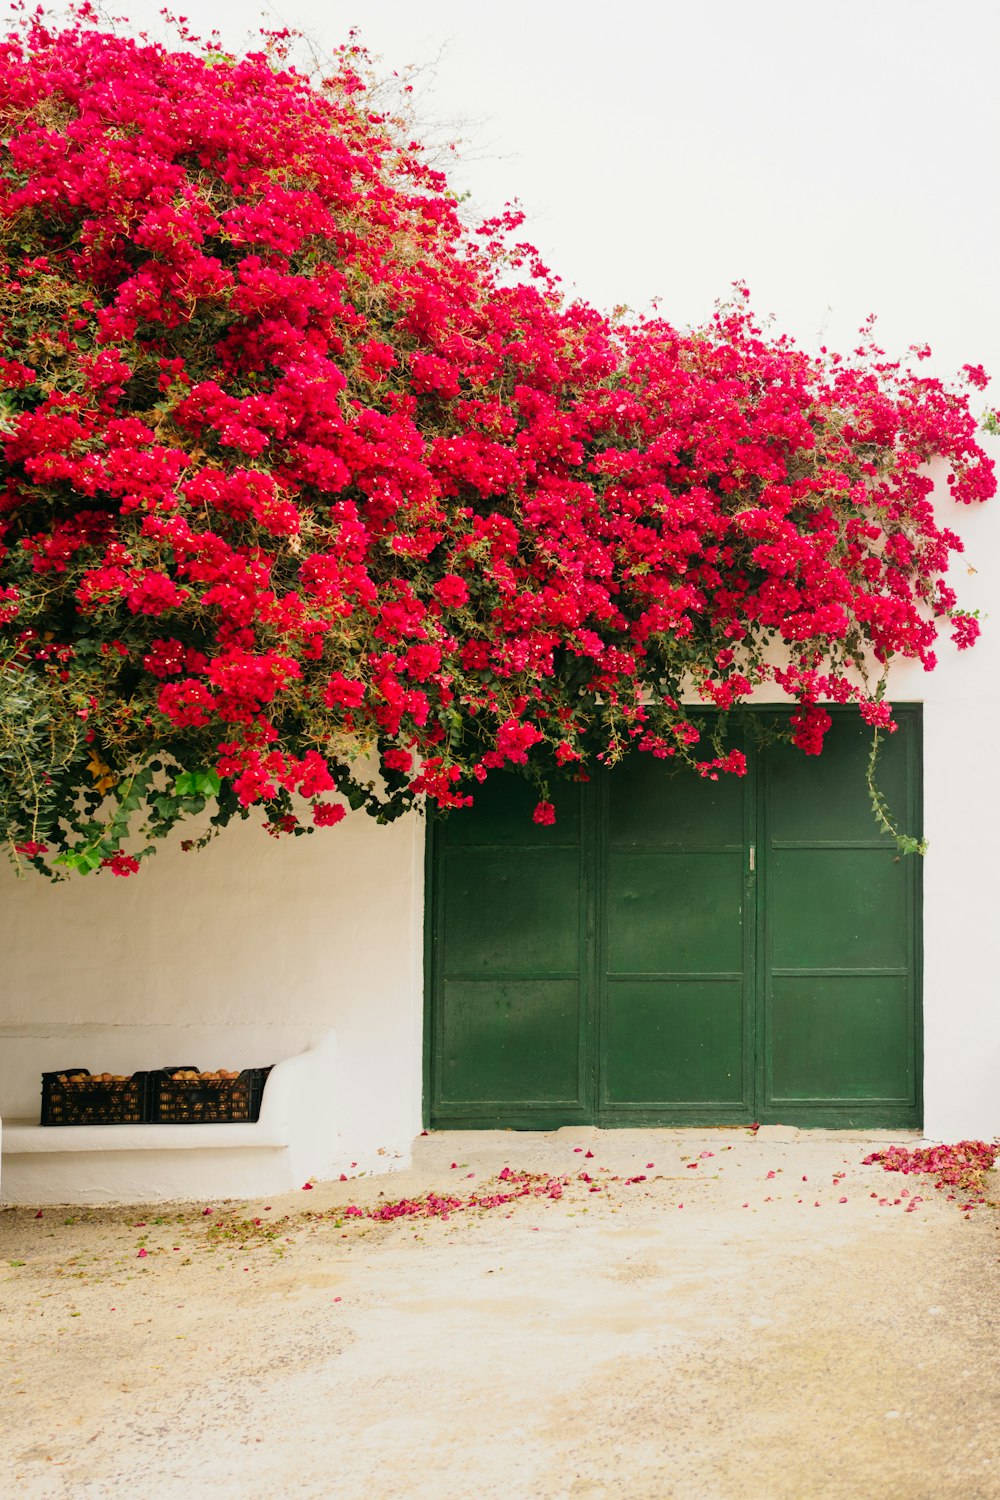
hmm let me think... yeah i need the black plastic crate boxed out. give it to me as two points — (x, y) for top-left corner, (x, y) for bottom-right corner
(41, 1068), (149, 1126)
(146, 1065), (273, 1124)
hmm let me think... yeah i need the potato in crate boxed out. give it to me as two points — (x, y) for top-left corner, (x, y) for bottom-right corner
(147, 1065), (273, 1124)
(41, 1069), (148, 1126)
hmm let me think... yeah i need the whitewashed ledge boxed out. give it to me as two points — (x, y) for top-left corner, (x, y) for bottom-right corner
(0, 1025), (338, 1205)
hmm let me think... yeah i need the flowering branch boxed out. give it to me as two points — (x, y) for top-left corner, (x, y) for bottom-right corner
(0, 8), (993, 876)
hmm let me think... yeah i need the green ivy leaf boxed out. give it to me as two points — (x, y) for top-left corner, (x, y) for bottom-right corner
(172, 769), (221, 799)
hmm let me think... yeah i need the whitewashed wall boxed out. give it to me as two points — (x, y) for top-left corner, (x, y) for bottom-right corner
(0, 806), (426, 1173)
(888, 484), (1000, 1141)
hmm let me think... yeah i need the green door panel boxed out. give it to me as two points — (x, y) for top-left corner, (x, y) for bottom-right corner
(760, 708), (921, 1127)
(608, 750), (747, 847)
(442, 770), (583, 845)
(606, 852), (745, 975)
(602, 979), (747, 1112)
(767, 715), (909, 844)
(767, 976), (914, 1105)
(441, 848), (583, 975)
(599, 746), (753, 1119)
(427, 708), (921, 1129)
(770, 850), (909, 971)
(436, 979), (586, 1112)
(429, 774), (590, 1126)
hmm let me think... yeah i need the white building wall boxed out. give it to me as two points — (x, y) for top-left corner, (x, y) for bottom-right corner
(0, 806), (427, 1175)
(888, 484), (1000, 1141)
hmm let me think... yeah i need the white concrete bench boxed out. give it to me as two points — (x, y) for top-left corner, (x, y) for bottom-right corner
(0, 1024), (338, 1205)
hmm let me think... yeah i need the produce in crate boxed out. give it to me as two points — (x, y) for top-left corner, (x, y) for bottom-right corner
(58, 1072), (132, 1085)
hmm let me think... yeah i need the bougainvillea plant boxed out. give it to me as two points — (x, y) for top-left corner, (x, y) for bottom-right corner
(0, 8), (994, 876)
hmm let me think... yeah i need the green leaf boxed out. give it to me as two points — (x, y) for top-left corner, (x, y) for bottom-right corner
(172, 769), (220, 799)
(54, 845), (105, 874)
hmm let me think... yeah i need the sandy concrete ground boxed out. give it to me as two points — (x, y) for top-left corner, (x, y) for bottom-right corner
(1, 1127), (998, 1500)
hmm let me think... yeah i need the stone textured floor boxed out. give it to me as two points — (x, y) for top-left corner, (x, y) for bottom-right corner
(1, 1128), (998, 1499)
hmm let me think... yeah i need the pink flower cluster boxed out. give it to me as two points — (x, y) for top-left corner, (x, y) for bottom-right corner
(0, 9), (993, 875)
(330, 1166), (570, 1223)
(863, 1140), (998, 1212)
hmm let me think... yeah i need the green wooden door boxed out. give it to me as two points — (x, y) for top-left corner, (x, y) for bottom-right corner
(760, 713), (921, 1126)
(427, 708), (921, 1129)
(600, 745), (753, 1122)
(430, 774), (592, 1124)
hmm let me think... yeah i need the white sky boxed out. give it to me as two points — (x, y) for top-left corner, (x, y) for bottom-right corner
(25, 1), (1000, 387)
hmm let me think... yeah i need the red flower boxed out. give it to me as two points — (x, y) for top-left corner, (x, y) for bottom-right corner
(311, 801), (347, 827)
(433, 574), (469, 610)
(323, 673), (366, 710)
(158, 680), (215, 729)
(962, 363), (989, 390)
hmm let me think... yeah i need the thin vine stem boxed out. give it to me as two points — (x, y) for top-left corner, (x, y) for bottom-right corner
(866, 728), (927, 858)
